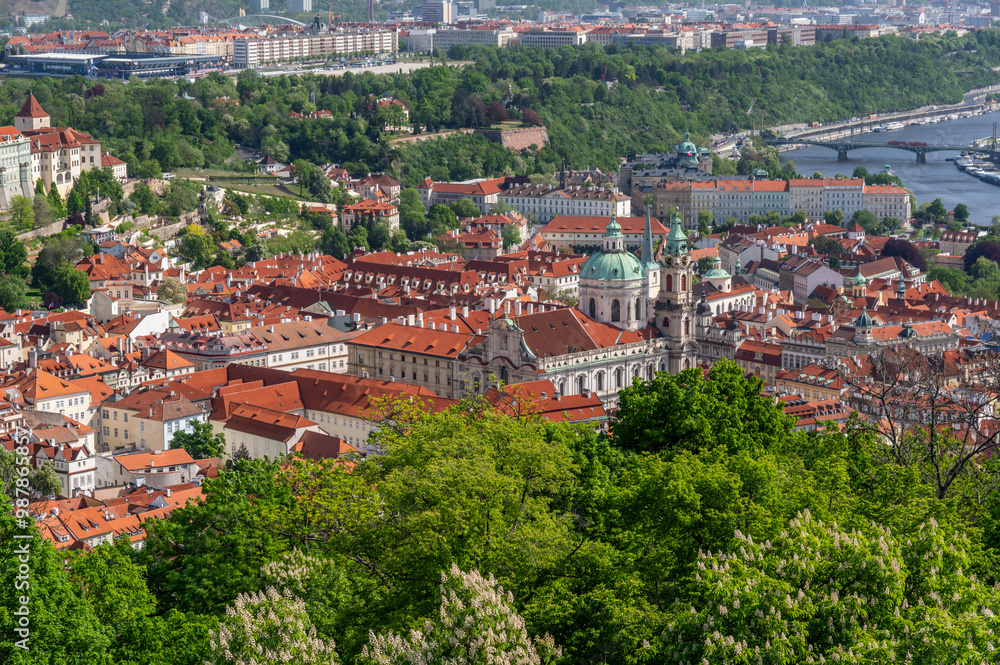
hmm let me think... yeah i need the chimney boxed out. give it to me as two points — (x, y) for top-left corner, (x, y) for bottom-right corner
(417, 312), (424, 326)
(336, 309), (346, 316)
(527, 302), (534, 315)
(449, 306), (456, 321)
(407, 314), (415, 326)
(397, 316), (405, 325)
(489, 300), (496, 314)
(450, 325), (459, 333)
(462, 306), (469, 317)
(515, 300), (522, 316)
(268, 326), (274, 333)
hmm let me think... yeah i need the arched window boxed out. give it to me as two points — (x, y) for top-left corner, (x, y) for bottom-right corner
(589, 298), (596, 319)
(635, 297), (642, 322)
(681, 274), (687, 291)
(647, 364), (653, 380)
(626, 299), (632, 322)
(663, 317), (669, 328)
(578, 376), (586, 394)
(611, 299), (621, 322)
(596, 372), (604, 391)
(684, 358), (691, 370)
(615, 368), (623, 389)
(666, 274), (673, 291)
(684, 318), (690, 336)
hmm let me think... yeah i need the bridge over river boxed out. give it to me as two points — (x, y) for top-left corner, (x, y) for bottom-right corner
(764, 137), (997, 163)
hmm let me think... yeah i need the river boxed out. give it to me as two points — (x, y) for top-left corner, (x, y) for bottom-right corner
(778, 111), (1000, 227)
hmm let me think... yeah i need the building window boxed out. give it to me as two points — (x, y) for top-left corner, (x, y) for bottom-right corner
(611, 299), (621, 322)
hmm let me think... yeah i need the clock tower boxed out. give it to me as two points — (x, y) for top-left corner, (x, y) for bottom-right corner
(654, 210), (699, 372)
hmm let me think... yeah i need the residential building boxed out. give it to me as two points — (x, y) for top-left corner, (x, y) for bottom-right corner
(233, 30), (395, 69)
(17, 93), (103, 197)
(98, 448), (199, 487)
(99, 388), (206, 452)
(248, 319), (357, 373)
(340, 199), (400, 232)
(348, 323), (479, 398)
(821, 178), (864, 217)
(540, 215), (668, 250)
(938, 230), (979, 257)
(774, 363), (847, 401)
(0, 125), (34, 210)
(498, 184), (630, 222)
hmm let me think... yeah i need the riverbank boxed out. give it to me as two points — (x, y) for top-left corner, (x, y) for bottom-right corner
(778, 112), (1000, 227)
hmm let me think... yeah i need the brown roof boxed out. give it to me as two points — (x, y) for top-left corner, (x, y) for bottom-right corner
(16, 93), (49, 119)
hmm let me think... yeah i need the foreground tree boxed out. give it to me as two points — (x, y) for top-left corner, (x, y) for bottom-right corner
(362, 565), (561, 665)
(612, 359), (792, 456)
(208, 587), (339, 665)
(665, 510), (1000, 664)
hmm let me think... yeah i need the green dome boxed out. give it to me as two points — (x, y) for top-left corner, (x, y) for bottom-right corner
(678, 131), (699, 164)
(855, 306), (874, 328)
(582, 250), (645, 282)
(853, 272), (867, 286)
(703, 267), (730, 279)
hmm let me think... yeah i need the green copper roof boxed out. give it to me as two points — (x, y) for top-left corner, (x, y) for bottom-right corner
(603, 212), (622, 237)
(582, 250), (645, 282)
(855, 306), (873, 328)
(666, 211), (688, 241)
(853, 272), (867, 286)
(703, 267), (730, 279)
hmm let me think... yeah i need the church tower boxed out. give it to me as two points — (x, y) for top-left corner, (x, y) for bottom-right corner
(654, 210), (699, 372)
(14, 93), (50, 132)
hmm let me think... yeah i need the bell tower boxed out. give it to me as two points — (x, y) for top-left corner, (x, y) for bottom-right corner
(654, 210), (698, 372)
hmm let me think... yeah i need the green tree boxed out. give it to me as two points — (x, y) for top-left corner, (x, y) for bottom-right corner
(501, 223), (521, 248)
(47, 186), (65, 218)
(131, 183), (156, 215)
(162, 180), (200, 217)
(698, 209), (713, 236)
(612, 359), (792, 456)
(362, 565), (560, 665)
(954, 203), (970, 223)
(665, 511), (1000, 664)
(156, 276), (188, 304)
(33, 194), (54, 229)
(53, 264), (91, 305)
(927, 197), (947, 222)
(178, 225), (215, 270)
(31, 234), (88, 290)
(320, 226), (350, 259)
(427, 204), (458, 235)
(170, 422), (227, 459)
(208, 587), (339, 665)
(5, 195), (34, 232)
(0, 229), (29, 279)
(450, 198), (481, 219)
(0, 274), (28, 313)
(0, 505), (111, 663)
(69, 541), (162, 663)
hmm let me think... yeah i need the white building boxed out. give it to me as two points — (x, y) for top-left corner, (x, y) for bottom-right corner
(248, 319), (357, 373)
(519, 28), (587, 48)
(498, 184), (630, 222)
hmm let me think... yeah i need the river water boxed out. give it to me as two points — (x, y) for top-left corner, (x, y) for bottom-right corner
(778, 111), (1000, 227)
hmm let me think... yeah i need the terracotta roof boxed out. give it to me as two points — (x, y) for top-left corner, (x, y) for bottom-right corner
(116, 449), (196, 472)
(16, 93), (49, 119)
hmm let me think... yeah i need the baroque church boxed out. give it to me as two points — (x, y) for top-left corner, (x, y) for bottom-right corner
(458, 207), (706, 409)
(577, 207), (700, 372)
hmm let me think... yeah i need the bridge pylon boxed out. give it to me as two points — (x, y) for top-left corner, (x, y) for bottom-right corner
(837, 147), (849, 161)
(915, 151), (926, 164)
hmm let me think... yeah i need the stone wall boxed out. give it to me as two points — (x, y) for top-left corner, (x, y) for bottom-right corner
(476, 126), (550, 152)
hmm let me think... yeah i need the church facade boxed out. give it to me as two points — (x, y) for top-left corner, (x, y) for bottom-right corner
(459, 208), (703, 407)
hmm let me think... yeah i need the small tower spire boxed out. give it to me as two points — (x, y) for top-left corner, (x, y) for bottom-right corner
(642, 198), (654, 266)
